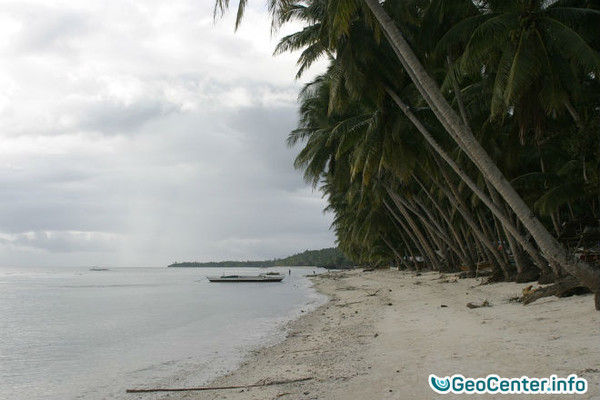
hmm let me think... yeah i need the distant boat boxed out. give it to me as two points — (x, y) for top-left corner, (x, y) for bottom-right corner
(207, 273), (284, 283)
(90, 267), (109, 271)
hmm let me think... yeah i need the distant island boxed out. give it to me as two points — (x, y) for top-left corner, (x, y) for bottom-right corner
(168, 247), (354, 269)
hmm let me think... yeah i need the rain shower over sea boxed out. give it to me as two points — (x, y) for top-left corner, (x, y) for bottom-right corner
(0, 266), (326, 400)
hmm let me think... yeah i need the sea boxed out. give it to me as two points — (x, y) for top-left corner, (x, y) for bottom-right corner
(0, 266), (327, 400)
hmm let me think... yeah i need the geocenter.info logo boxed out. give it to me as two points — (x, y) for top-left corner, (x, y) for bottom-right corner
(429, 374), (588, 395)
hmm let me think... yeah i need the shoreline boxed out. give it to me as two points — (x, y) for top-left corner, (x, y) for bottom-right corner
(157, 269), (599, 399)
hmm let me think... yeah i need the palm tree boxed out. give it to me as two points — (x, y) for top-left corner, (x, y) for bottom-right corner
(215, 0), (600, 308)
(438, 0), (600, 136)
(361, 0), (600, 299)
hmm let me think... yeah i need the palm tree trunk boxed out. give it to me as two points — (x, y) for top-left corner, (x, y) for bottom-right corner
(492, 217), (510, 263)
(424, 162), (508, 278)
(413, 176), (475, 271)
(477, 209), (514, 280)
(395, 229), (417, 270)
(398, 193), (464, 267)
(385, 199), (427, 270)
(386, 87), (552, 274)
(380, 235), (404, 267)
(438, 169), (508, 277)
(388, 194), (444, 271)
(460, 225), (478, 268)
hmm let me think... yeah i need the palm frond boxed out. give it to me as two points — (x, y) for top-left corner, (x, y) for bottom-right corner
(490, 45), (516, 117)
(504, 32), (542, 107)
(436, 13), (497, 57)
(539, 17), (600, 75)
(534, 181), (585, 215)
(460, 13), (519, 76)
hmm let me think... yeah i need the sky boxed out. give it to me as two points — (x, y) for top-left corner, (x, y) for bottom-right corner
(0, 0), (335, 267)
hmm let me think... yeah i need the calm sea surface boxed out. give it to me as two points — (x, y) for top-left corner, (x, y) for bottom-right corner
(0, 266), (326, 400)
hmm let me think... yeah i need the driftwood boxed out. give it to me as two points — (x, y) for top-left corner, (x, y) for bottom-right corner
(520, 278), (591, 305)
(466, 300), (491, 309)
(335, 301), (363, 307)
(126, 377), (313, 393)
(287, 347), (335, 354)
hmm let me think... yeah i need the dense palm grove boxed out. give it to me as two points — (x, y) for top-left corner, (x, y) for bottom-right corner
(215, 0), (600, 307)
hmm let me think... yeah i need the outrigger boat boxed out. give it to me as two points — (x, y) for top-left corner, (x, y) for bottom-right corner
(207, 273), (285, 283)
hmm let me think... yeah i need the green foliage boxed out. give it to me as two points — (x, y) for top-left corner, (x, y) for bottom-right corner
(215, 0), (600, 274)
(167, 247), (355, 268)
(277, 247), (355, 267)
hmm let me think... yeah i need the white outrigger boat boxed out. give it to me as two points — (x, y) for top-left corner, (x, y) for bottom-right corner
(207, 273), (285, 283)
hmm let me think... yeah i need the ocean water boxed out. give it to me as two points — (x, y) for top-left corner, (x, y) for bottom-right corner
(0, 266), (326, 400)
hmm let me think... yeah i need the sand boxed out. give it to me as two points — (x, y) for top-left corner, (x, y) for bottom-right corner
(156, 270), (599, 400)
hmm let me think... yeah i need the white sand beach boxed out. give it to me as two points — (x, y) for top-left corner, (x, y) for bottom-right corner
(153, 270), (599, 400)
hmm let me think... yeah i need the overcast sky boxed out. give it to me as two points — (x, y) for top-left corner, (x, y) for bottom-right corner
(0, 0), (335, 267)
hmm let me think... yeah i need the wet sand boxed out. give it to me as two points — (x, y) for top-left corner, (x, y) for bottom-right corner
(155, 269), (599, 400)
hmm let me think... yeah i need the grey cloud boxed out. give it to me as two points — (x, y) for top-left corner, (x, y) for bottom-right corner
(80, 100), (176, 135)
(3, 230), (120, 253)
(0, 1), (334, 267)
(7, 5), (92, 56)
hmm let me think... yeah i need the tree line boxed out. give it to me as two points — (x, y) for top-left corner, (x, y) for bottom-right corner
(215, 0), (600, 308)
(168, 247), (354, 268)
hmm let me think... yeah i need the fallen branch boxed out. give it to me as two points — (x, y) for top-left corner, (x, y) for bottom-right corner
(287, 348), (335, 354)
(335, 301), (363, 307)
(520, 278), (590, 305)
(126, 377), (313, 393)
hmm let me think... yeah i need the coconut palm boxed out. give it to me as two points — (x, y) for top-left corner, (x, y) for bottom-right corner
(215, 0), (600, 308)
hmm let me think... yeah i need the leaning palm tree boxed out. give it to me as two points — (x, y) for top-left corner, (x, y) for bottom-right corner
(289, 3), (554, 280)
(359, 0), (600, 301)
(214, 0), (600, 308)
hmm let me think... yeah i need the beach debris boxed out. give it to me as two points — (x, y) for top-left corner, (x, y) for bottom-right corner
(440, 304), (448, 308)
(336, 286), (358, 291)
(335, 301), (363, 307)
(365, 289), (380, 297)
(125, 377), (314, 393)
(438, 277), (458, 283)
(522, 285), (538, 296)
(520, 278), (590, 305)
(466, 300), (491, 309)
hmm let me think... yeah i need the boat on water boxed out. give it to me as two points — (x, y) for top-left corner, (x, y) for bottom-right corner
(90, 267), (109, 271)
(207, 273), (285, 283)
